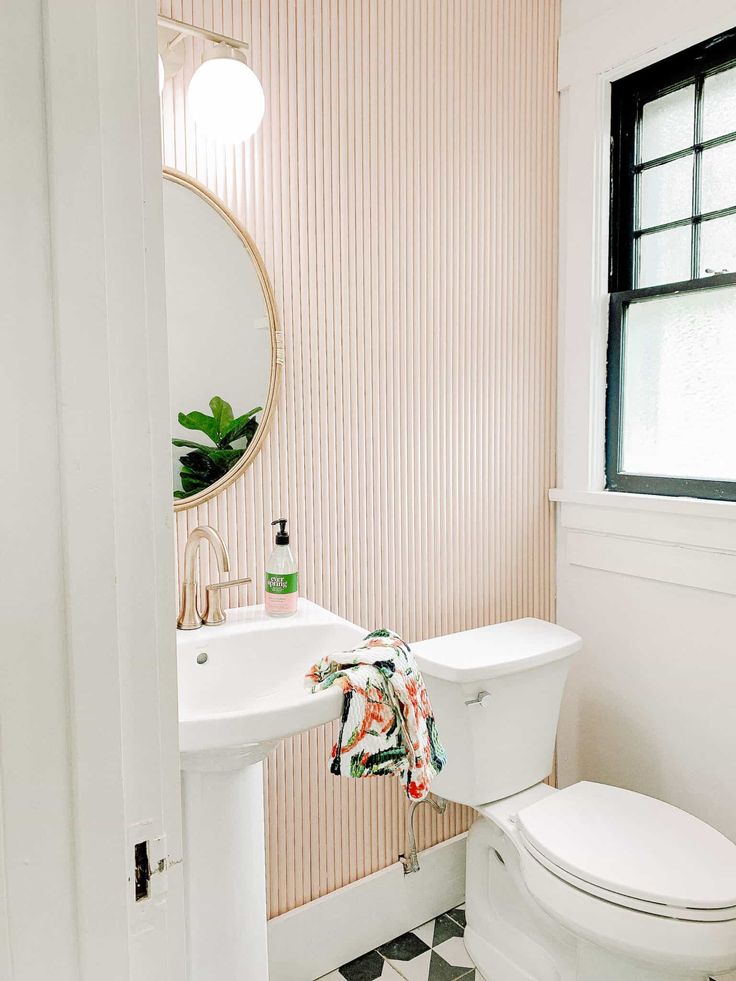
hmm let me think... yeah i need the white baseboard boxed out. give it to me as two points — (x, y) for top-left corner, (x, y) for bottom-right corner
(267, 832), (467, 981)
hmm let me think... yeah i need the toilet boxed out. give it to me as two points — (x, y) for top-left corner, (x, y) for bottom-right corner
(413, 619), (736, 981)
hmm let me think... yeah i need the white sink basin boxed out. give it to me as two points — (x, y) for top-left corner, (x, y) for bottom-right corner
(177, 598), (365, 768)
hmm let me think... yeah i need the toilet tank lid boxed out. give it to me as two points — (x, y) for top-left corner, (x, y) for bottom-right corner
(412, 618), (581, 683)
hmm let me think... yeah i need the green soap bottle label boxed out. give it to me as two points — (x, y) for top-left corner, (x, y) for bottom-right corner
(265, 572), (298, 595)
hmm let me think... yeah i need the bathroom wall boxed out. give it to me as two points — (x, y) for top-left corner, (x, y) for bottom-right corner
(160, 0), (559, 917)
(555, 0), (736, 844)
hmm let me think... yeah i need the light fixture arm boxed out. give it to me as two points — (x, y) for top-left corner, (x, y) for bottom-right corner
(157, 14), (249, 53)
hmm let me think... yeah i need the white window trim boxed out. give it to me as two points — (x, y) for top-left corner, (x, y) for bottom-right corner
(551, 489), (736, 595)
(556, 0), (736, 515)
(556, 1), (736, 592)
(550, 488), (736, 522)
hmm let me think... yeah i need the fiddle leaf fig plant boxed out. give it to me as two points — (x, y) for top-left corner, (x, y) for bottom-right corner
(173, 395), (262, 500)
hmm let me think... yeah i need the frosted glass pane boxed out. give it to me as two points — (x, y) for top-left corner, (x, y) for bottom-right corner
(703, 67), (736, 141)
(638, 156), (693, 228)
(638, 225), (691, 287)
(640, 85), (695, 162)
(700, 215), (736, 276)
(621, 286), (736, 481)
(701, 141), (736, 213)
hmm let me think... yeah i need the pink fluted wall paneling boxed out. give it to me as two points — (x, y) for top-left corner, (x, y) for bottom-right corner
(160, 0), (559, 918)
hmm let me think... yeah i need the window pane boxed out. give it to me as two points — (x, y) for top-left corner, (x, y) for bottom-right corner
(640, 85), (695, 162)
(638, 225), (691, 287)
(703, 66), (736, 142)
(700, 215), (736, 276)
(638, 156), (693, 228)
(700, 140), (736, 213)
(620, 286), (736, 481)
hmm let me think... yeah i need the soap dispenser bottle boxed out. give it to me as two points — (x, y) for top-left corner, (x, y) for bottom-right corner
(264, 518), (298, 617)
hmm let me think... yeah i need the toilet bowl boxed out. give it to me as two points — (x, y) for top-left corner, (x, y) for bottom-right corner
(413, 619), (736, 981)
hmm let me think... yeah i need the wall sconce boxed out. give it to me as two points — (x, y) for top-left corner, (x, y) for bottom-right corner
(158, 15), (265, 144)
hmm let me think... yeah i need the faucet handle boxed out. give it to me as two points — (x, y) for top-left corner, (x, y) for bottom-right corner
(202, 577), (252, 626)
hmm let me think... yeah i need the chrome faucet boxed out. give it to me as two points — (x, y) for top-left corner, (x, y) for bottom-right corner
(177, 525), (250, 630)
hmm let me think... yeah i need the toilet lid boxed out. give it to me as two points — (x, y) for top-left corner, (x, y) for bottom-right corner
(517, 782), (736, 911)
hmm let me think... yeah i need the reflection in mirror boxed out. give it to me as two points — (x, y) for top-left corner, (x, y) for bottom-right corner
(163, 171), (280, 509)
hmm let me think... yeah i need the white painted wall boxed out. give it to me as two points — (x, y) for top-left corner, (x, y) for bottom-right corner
(1, 0), (184, 978)
(555, 0), (736, 845)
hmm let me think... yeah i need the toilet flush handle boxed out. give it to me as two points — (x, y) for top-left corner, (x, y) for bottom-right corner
(464, 689), (492, 709)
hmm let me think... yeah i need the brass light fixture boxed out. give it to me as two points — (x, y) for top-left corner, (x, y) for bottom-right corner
(158, 14), (265, 143)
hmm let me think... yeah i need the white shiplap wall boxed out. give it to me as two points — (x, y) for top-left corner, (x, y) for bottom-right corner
(160, 0), (559, 917)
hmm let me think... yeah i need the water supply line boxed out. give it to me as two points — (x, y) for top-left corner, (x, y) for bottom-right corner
(399, 794), (448, 874)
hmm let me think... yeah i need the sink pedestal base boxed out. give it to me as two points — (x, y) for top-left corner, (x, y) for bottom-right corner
(182, 750), (272, 980)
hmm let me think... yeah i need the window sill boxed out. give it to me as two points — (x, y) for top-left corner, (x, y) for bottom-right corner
(549, 488), (736, 521)
(550, 488), (736, 595)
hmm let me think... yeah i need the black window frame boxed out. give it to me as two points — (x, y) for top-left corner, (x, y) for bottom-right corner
(607, 27), (736, 501)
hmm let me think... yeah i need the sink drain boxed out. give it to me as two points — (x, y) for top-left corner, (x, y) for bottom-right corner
(196, 652), (208, 665)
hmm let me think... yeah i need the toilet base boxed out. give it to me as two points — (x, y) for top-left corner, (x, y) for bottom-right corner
(465, 924), (559, 981)
(575, 944), (708, 981)
(466, 923), (709, 981)
(465, 812), (718, 981)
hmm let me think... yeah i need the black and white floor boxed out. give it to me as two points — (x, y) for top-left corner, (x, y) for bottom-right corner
(316, 905), (476, 981)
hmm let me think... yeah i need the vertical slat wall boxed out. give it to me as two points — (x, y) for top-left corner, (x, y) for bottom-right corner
(160, 0), (559, 918)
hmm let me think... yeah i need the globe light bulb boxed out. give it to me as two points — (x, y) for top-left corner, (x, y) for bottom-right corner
(188, 44), (265, 144)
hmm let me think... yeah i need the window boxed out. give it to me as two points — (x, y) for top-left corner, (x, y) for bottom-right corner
(607, 29), (736, 500)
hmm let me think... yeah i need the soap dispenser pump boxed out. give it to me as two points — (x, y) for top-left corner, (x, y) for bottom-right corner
(264, 518), (298, 617)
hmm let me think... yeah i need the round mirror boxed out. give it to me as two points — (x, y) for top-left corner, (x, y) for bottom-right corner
(163, 169), (281, 510)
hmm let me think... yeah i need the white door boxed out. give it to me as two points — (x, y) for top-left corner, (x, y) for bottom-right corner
(0, 0), (185, 978)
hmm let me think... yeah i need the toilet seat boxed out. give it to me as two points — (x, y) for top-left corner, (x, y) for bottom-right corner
(521, 835), (736, 922)
(516, 782), (736, 922)
(519, 844), (736, 974)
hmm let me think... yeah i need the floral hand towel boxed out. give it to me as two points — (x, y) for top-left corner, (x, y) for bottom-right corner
(307, 628), (446, 801)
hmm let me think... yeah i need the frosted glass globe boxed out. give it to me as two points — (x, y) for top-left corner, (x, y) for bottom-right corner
(188, 53), (265, 144)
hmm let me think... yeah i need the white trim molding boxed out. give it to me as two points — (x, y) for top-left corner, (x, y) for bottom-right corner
(552, 490), (736, 594)
(550, 488), (736, 522)
(267, 833), (467, 981)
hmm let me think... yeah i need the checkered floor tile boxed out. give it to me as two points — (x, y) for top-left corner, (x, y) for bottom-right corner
(315, 906), (476, 981)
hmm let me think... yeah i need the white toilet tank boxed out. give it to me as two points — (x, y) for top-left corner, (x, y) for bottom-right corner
(413, 619), (582, 807)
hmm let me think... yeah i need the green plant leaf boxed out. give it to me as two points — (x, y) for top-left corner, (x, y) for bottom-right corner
(205, 448), (244, 468)
(209, 396), (234, 443)
(179, 469), (212, 494)
(172, 438), (217, 451)
(173, 397), (257, 498)
(177, 410), (219, 443)
(221, 407), (262, 445)
(182, 448), (228, 475)
(180, 446), (243, 483)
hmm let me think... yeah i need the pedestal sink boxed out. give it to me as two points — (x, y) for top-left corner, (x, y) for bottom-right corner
(177, 599), (365, 981)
